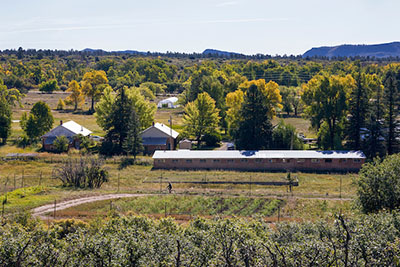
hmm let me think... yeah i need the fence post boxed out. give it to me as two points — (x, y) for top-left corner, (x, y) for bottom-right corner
(39, 171), (42, 186)
(13, 174), (16, 191)
(53, 200), (56, 220)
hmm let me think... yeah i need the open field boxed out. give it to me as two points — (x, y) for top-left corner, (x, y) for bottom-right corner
(0, 154), (358, 221)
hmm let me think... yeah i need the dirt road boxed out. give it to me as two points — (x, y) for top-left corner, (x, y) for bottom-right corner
(31, 194), (146, 220)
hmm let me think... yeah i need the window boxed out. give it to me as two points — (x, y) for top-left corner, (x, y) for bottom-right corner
(227, 159), (234, 163)
(186, 159), (192, 163)
(311, 159), (319, 163)
(172, 159), (179, 163)
(213, 159), (220, 163)
(297, 159), (305, 163)
(158, 159), (165, 163)
(241, 159), (248, 163)
(339, 159), (347, 163)
(200, 159), (206, 163)
(268, 159), (274, 163)
(282, 159), (290, 163)
(353, 159), (361, 163)
(325, 159), (332, 163)
(255, 159), (262, 163)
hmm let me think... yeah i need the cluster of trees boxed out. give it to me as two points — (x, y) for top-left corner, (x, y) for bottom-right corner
(1, 212), (400, 266)
(302, 63), (400, 157)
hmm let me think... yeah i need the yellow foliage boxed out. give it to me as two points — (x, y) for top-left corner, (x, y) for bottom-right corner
(65, 80), (85, 110)
(239, 79), (283, 117)
(225, 89), (244, 131)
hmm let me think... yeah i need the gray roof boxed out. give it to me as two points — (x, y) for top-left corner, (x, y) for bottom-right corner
(153, 150), (366, 159)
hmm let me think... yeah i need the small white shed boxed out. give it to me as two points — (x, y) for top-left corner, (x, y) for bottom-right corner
(157, 97), (179, 108)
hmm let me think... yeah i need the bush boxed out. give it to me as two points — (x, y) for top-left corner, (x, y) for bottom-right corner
(39, 79), (59, 93)
(202, 132), (221, 147)
(357, 154), (400, 213)
(56, 98), (65, 110)
(53, 158), (109, 188)
(53, 136), (69, 153)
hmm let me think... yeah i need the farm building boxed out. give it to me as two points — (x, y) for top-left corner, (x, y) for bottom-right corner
(41, 120), (92, 151)
(157, 97), (179, 108)
(153, 150), (366, 172)
(141, 122), (179, 155)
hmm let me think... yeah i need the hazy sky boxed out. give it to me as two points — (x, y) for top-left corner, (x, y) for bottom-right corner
(0, 0), (398, 55)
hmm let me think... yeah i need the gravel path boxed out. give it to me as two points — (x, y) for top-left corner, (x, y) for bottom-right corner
(31, 194), (146, 219)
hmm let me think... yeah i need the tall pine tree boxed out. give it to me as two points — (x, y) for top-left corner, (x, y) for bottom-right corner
(383, 68), (399, 155)
(346, 65), (369, 150)
(123, 109), (143, 161)
(101, 87), (142, 155)
(234, 84), (273, 150)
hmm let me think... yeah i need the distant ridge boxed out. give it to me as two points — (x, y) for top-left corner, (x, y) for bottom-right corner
(82, 48), (146, 55)
(202, 49), (244, 57)
(303, 42), (400, 58)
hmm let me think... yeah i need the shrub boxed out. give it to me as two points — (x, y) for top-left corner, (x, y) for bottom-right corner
(56, 98), (65, 110)
(39, 79), (59, 93)
(202, 132), (221, 147)
(357, 154), (400, 213)
(53, 158), (109, 188)
(53, 136), (69, 153)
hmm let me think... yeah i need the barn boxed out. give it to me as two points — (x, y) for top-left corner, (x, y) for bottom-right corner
(41, 120), (92, 151)
(153, 150), (366, 172)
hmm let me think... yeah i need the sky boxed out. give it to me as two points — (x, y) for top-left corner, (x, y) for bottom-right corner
(0, 0), (399, 55)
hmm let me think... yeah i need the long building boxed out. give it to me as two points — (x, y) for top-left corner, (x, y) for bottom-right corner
(153, 150), (366, 172)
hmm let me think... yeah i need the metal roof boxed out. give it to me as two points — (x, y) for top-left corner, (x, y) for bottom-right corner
(141, 122), (179, 139)
(42, 121), (92, 138)
(153, 150), (366, 159)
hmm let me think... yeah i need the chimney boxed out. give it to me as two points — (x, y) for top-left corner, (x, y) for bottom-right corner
(60, 120), (63, 125)
(152, 122), (155, 126)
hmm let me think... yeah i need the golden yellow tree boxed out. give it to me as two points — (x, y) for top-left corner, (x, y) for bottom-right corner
(239, 79), (283, 118)
(65, 80), (85, 111)
(225, 89), (244, 133)
(81, 70), (108, 112)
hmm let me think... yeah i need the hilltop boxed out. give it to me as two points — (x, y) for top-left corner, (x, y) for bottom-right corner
(303, 41), (400, 58)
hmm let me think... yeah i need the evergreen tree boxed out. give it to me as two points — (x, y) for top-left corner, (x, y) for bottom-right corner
(123, 110), (143, 160)
(0, 97), (11, 144)
(364, 74), (385, 158)
(346, 67), (369, 150)
(101, 87), (140, 155)
(383, 68), (399, 155)
(234, 84), (273, 150)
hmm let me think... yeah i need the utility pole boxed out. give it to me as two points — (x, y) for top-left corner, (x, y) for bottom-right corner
(169, 115), (173, 150)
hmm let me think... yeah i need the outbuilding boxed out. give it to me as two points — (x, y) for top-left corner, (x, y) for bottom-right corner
(141, 122), (179, 155)
(41, 120), (92, 151)
(157, 97), (179, 108)
(153, 150), (366, 172)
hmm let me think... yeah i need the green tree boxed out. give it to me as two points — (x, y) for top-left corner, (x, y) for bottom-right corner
(234, 84), (273, 150)
(100, 88), (142, 155)
(95, 86), (156, 131)
(346, 66), (370, 150)
(122, 110), (143, 161)
(24, 101), (54, 141)
(364, 74), (385, 158)
(56, 98), (65, 110)
(383, 68), (399, 155)
(0, 97), (11, 144)
(357, 154), (400, 213)
(39, 79), (59, 93)
(81, 70), (109, 112)
(271, 120), (304, 150)
(183, 92), (220, 148)
(302, 74), (354, 149)
(54, 136), (69, 153)
(0, 78), (24, 107)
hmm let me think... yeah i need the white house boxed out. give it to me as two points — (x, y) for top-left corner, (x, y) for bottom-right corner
(141, 122), (179, 154)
